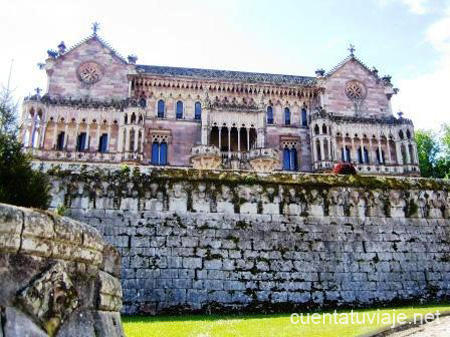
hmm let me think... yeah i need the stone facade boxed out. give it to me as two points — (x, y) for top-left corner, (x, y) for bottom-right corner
(45, 164), (450, 315)
(22, 32), (419, 175)
(0, 203), (124, 336)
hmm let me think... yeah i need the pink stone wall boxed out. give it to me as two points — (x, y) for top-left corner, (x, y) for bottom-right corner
(47, 38), (130, 100)
(324, 59), (391, 117)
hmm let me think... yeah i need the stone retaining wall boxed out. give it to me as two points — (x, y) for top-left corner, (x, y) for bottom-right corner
(0, 203), (124, 336)
(46, 164), (450, 314)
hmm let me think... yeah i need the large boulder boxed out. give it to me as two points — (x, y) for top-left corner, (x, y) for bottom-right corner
(0, 203), (124, 337)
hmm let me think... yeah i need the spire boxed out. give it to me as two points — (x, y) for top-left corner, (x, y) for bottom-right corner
(348, 43), (355, 57)
(92, 22), (100, 36)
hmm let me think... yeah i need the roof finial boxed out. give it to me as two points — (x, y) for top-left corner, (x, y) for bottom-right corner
(348, 44), (355, 57)
(92, 22), (100, 36)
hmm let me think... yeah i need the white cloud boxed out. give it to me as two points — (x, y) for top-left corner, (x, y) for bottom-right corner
(376, 0), (430, 14)
(392, 5), (450, 130)
(401, 0), (429, 14)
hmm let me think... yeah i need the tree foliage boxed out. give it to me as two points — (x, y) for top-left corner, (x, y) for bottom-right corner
(0, 87), (51, 209)
(415, 124), (450, 179)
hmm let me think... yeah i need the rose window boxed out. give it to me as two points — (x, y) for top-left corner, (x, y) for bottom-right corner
(77, 62), (103, 84)
(345, 81), (366, 101)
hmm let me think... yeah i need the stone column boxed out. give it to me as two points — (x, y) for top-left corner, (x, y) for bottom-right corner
(313, 137), (318, 163)
(64, 123), (69, 150)
(228, 127), (231, 159)
(377, 139), (382, 164)
(74, 122), (80, 151)
(387, 140), (392, 164)
(351, 137), (355, 163)
(237, 128), (241, 158)
(405, 142), (411, 164)
(117, 126), (123, 153)
(134, 128), (139, 152)
(107, 125), (112, 152)
(396, 142), (403, 165)
(52, 122), (58, 149)
(218, 127), (222, 151)
(320, 138), (325, 161)
(342, 136), (346, 161)
(360, 138), (364, 163)
(247, 128), (250, 151)
(86, 124), (91, 151)
(369, 139), (373, 164)
(125, 127), (130, 153)
(96, 123), (101, 152)
(332, 138), (337, 161)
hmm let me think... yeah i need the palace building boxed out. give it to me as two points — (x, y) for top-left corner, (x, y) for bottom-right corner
(21, 28), (420, 175)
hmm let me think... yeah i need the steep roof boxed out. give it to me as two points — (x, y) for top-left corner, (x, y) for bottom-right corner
(57, 34), (128, 64)
(325, 55), (376, 78)
(136, 64), (317, 86)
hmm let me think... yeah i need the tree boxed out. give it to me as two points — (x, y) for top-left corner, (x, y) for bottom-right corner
(0, 87), (51, 209)
(415, 125), (450, 179)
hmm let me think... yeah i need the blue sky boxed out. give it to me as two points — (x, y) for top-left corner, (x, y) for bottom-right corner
(1, 0), (449, 129)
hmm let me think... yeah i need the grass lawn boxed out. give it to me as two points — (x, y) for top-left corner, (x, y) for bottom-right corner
(122, 304), (450, 337)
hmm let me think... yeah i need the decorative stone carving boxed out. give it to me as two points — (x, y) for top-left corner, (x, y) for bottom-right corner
(389, 190), (406, 218)
(239, 185), (258, 214)
(18, 263), (78, 336)
(217, 185), (234, 213)
(349, 190), (365, 218)
(308, 189), (324, 217)
(247, 148), (280, 173)
(428, 191), (443, 219)
(327, 189), (344, 217)
(192, 183), (211, 213)
(190, 145), (221, 170)
(262, 187), (280, 215)
(169, 183), (187, 213)
(283, 188), (301, 216)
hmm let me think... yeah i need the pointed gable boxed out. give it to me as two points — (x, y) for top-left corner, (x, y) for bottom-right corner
(46, 34), (132, 100)
(322, 54), (392, 118)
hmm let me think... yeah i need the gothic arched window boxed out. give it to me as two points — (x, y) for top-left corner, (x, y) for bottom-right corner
(160, 141), (168, 165)
(176, 101), (183, 119)
(283, 148), (291, 170)
(151, 142), (159, 164)
(290, 148), (298, 171)
(195, 102), (202, 120)
(267, 106), (274, 125)
(301, 108), (307, 127)
(157, 100), (165, 118)
(151, 141), (168, 165)
(284, 107), (290, 125)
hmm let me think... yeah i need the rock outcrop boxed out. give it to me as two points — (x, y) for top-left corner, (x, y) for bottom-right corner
(0, 203), (124, 337)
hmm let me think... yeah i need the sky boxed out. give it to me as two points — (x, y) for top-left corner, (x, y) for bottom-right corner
(0, 0), (449, 130)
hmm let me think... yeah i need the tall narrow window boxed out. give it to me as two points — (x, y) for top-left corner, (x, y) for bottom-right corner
(76, 132), (87, 152)
(316, 141), (322, 161)
(346, 147), (351, 162)
(160, 141), (168, 165)
(151, 141), (168, 165)
(301, 108), (307, 127)
(99, 133), (108, 153)
(284, 107), (291, 125)
(176, 101), (183, 119)
(151, 142), (159, 164)
(32, 130), (39, 148)
(267, 106), (274, 125)
(157, 100), (165, 118)
(363, 147), (369, 163)
(376, 149), (385, 164)
(195, 102), (202, 120)
(290, 148), (298, 171)
(283, 148), (291, 170)
(357, 147), (364, 164)
(56, 132), (65, 151)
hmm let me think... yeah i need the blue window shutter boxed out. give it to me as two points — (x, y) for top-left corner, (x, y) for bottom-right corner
(346, 147), (351, 162)
(284, 108), (290, 125)
(176, 101), (183, 119)
(152, 142), (159, 164)
(195, 102), (202, 120)
(283, 148), (291, 170)
(160, 142), (168, 165)
(157, 100), (165, 118)
(100, 134), (108, 153)
(267, 106), (273, 124)
(301, 109), (307, 126)
(364, 148), (369, 163)
(290, 148), (298, 171)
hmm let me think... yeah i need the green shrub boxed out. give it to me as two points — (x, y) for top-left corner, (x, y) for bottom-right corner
(0, 133), (51, 209)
